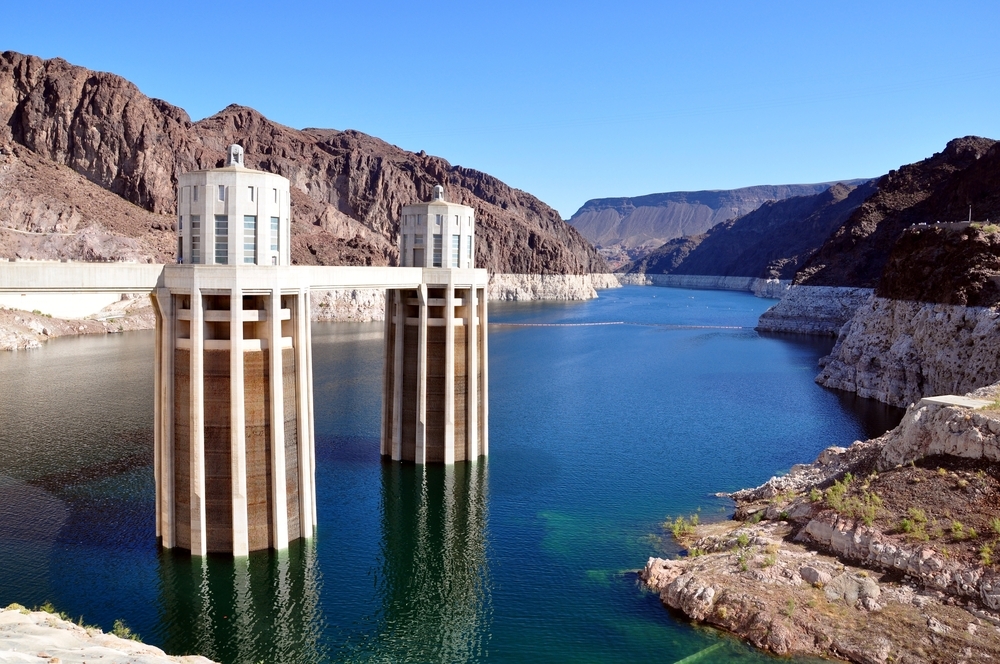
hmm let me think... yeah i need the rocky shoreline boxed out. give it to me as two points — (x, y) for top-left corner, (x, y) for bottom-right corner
(615, 272), (790, 298)
(641, 384), (1000, 663)
(756, 285), (874, 336)
(0, 605), (215, 663)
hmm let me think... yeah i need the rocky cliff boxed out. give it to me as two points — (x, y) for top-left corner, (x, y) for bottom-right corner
(568, 182), (861, 268)
(626, 181), (875, 280)
(815, 297), (1000, 408)
(0, 51), (608, 275)
(810, 224), (1000, 406)
(756, 286), (874, 336)
(796, 137), (1000, 288)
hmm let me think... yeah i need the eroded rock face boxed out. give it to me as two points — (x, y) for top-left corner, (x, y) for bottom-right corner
(816, 297), (1000, 407)
(0, 51), (608, 274)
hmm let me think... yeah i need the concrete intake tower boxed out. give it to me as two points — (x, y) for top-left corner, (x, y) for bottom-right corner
(152, 145), (315, 556)
(381, 185), (489, 463)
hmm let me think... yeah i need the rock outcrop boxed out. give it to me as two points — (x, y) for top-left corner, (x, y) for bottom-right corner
(877, 223), (1000, 307)
(643, 386), (1000, 664)
(0, 51), (608, 275)
(796, 137), (1000, 288)
(756, 285), (874, 336)
(815, 297), (1000, 407)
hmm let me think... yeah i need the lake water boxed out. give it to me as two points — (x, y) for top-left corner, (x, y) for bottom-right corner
(0, 285), (903, 662)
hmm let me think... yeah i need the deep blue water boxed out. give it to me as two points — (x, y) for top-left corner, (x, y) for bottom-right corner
(0, 285), (902, 662)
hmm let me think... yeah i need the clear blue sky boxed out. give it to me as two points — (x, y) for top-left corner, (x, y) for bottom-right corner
(3, 1), (999, 218)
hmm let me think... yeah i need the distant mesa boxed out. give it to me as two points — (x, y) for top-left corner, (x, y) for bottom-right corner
(567, 181), (869, 270)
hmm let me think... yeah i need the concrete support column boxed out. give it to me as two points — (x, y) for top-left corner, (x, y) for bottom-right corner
(158, 289), (176, 548)
(444, 278), (456, 464)
(415, 283), (429, 465)
(152, 293), (163, 539)
(268, 284), (289, 550)
(230, 282), (249, 556)
(294, 289), (314, 539)
(391, 290), (404, 461)
(380, 290), (393, 458)
(480, 286), (489, 457)
(467, 284), (478, 460)
(189, 277), (208, 556)
(304, 289), (317, 528)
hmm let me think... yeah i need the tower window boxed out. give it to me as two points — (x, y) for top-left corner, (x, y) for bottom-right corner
(401, 234), (408, 267)
(243, 216), (257, 264)
(432, 234), (442, 267)
(270, 216), (279, 253)
(218, 185), (225, 201)
(273, 188), (278, 203)
(451, 235), (460, 267)
(191, 216), (201, 263)
(435, 214), (443, 226)
(214, 215), (228, 264)
(467, 235), (473, 260)
(248, 186), (254, 202)
(192, 186), (198, 202)
(414, 234), (423, 245)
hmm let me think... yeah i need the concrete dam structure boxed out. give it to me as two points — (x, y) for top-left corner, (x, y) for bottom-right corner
(1, 146), (490, 556)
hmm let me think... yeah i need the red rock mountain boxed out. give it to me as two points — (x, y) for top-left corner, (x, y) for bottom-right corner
(0, 51), (608, 273)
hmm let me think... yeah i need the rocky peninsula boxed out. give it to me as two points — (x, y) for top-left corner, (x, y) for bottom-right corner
(642, 385), (1000, 663)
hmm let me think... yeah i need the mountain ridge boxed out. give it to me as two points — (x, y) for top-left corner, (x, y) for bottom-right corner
(568, 180), (868, 268)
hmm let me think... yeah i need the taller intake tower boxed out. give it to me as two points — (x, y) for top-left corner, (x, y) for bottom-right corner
(152, 146), (315, 556)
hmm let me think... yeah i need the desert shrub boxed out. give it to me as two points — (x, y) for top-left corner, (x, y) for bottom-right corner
(112, 619), (141, 641)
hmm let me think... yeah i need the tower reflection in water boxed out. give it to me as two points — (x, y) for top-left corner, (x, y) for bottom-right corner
(157, 538), (327, 663)
(373, 460), (492, 662)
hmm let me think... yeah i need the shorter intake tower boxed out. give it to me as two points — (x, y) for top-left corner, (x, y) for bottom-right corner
(381, 186), (489, 463)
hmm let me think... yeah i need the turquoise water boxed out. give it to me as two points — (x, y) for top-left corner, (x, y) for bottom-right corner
(0, 286), (902, 662)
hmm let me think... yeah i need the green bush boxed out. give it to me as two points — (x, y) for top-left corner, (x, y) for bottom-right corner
(112, 619), (141, 642)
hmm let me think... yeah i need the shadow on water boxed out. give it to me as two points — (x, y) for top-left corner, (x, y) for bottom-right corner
(758, 330), (906, 438)
(157, 540), (328, 663)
